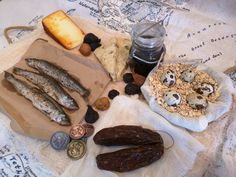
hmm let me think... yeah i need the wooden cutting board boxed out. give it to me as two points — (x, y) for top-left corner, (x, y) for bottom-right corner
(0, 39), (110, 140)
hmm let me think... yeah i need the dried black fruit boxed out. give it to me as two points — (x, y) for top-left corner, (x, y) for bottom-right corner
(90, 42), (102, 51)
(84, 33), (101, 44)
(108, 89), (120, 99)
(123, 73), (134, 83)
(125, 83), (141, 95)
(85, 105), (99, 123)
(96, 144), (164, 172)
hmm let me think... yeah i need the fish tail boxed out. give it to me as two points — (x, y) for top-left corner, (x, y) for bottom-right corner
(13, 67), (23, 75)
(4, 71), (14, 80)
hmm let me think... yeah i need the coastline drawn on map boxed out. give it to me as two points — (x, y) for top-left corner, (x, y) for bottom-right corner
(98, 0), (189, 32)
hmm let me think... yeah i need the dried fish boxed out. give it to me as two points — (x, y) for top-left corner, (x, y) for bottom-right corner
(25, 58), (90, 97)
(13, 67), (78, 110)
(4, 72), (71, 126)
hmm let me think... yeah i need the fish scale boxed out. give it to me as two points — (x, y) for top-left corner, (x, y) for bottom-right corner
(25, 58), (90, 97)
(4, 72), (71, 126)
(13, 67), (78, 110)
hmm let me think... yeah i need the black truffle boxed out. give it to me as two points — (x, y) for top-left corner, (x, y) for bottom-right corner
(84, 33), (101, 44)
(125, 83), (141, 95)
(108, 89), (120, 99)
(85, 105), (99, 124)
(123, 73), (134, 83)
(90, 42), (102, 51)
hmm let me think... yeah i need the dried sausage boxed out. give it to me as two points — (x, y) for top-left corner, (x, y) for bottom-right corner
(96, 144), (164, 172)
(93, 125), (163, 146)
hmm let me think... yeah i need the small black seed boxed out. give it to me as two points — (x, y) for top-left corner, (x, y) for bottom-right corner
(108, 89), (120, 99)
(197, 96), (203, 99)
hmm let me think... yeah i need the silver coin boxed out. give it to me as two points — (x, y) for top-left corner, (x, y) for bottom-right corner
(50, 131), (71, 150)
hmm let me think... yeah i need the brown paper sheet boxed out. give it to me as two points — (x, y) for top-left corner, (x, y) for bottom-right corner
(0, 39), (110, 140)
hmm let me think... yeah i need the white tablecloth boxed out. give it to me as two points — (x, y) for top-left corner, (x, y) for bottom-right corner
(0, 1), (236, 177)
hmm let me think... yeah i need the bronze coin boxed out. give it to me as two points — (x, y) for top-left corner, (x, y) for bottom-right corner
(67, 140), (86, 160)
(70, 124), (86, 139)
(83, 124), (95, 138)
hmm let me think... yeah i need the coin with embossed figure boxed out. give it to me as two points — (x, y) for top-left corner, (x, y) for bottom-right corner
(50, 131), (71, 150)
(70, 124), (86, 139)
(83, 124), (95, 138)
(67, 140), (86, 160)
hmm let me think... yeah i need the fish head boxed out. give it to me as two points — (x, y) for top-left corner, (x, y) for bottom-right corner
(13, 67), (24, 75)
(62, 98), (79, 110)
(25, 58), (40, 69)
(4, 71), (15, 81)
(57, 114), (71, 126)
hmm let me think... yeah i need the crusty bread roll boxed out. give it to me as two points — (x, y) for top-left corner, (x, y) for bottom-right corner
(42, 10), (84, 49)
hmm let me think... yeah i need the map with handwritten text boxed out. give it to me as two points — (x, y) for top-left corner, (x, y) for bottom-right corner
(98, 0), (188, 32)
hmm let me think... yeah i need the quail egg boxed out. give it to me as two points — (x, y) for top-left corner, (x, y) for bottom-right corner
(181, 69), (196, 83)
(164, 91), (181, 106)
(160, 70), (176, 87)
(194, 83), (214, 96)
(186, 93), (208, 109)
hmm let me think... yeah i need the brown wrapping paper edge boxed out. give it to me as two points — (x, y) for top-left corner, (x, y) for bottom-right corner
(0, 39), (111, 140)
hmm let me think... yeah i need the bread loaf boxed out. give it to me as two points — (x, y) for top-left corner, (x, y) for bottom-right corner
(42, 10), (84, 49)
